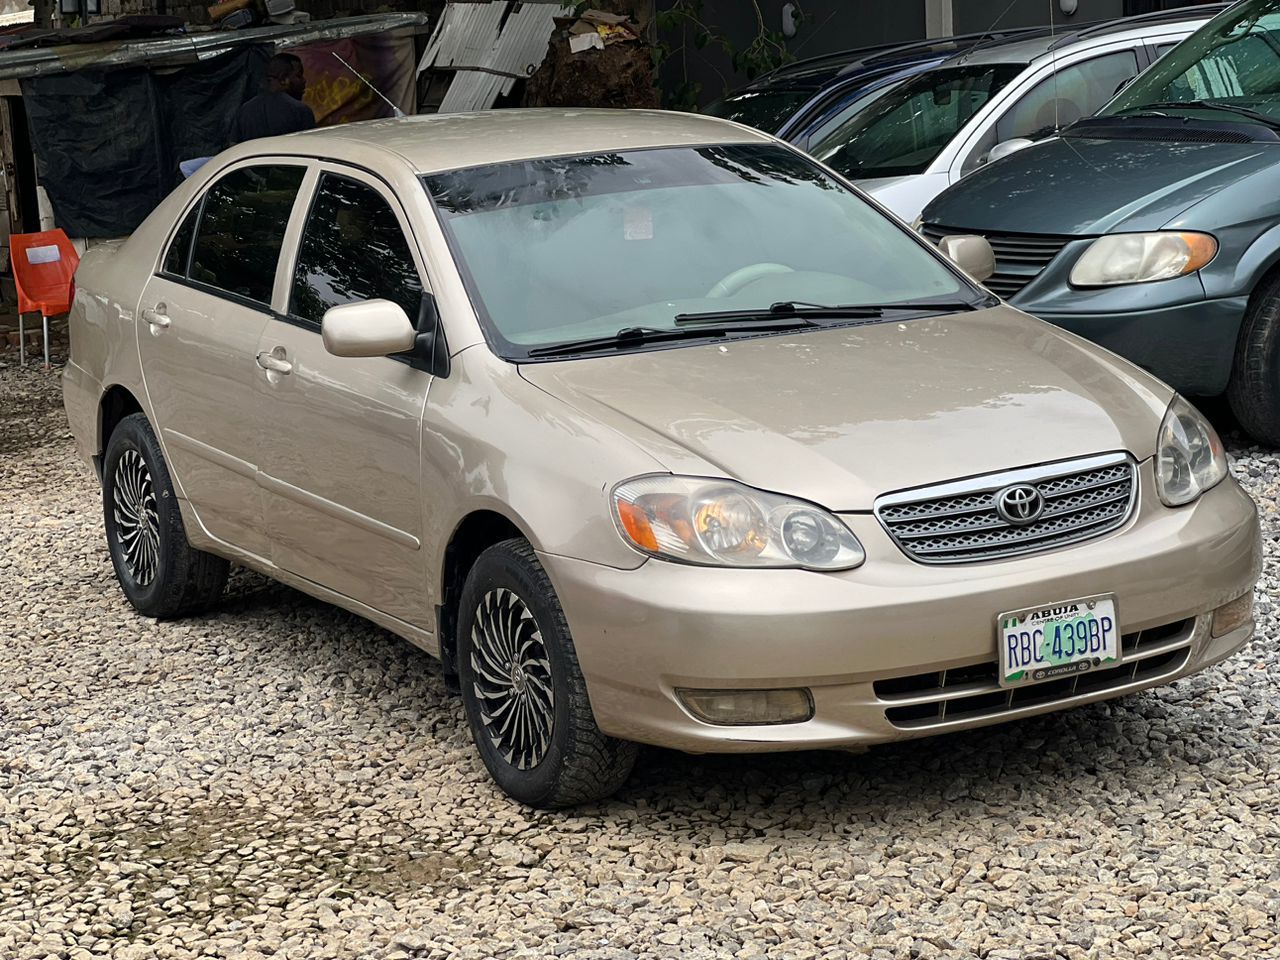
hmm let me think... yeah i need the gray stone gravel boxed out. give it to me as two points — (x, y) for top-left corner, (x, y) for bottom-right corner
(2, 360), (1279, 960)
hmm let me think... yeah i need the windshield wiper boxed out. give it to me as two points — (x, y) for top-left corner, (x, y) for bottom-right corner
(524, 320), (816, 358)
(1116, 100), (1280, 132)
(674, 299), (983, 325)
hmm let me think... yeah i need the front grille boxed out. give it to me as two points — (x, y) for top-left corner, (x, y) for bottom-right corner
(875, 453), (1136, 564)
(922, 223), (1076, 299)
(877, 618), (1193, 730)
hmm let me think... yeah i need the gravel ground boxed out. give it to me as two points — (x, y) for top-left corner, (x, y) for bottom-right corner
(2, 360), (1279, 960)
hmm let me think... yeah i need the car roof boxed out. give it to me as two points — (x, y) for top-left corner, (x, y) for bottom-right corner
(257, 108), (775, 175)
(732, 28), (1047, 94)
(947, 5), (1225, 67)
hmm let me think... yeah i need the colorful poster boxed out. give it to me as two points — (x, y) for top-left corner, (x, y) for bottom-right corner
(294, 29), (417, 126)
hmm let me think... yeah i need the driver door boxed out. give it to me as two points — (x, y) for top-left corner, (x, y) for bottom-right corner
(253, 166), (435, 627)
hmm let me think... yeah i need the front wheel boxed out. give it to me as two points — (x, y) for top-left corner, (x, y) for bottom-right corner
(1228, 272), (1280, 445)
(102, 413), (229, 618)
(457, 539), (637, 808)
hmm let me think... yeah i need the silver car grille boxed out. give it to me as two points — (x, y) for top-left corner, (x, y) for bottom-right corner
(875, 452), (1137, 564)
(921, 224), (1075, 299)
(875, 618), (1193, 730)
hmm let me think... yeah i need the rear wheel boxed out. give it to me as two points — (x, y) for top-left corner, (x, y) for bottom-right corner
(1228, 272), (1280, 445)
(457, 538), (637, 808)
(102, 413), (229, 618)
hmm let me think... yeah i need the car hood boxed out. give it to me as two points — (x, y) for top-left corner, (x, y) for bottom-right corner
(517, 306), (1171, 511)
(923, 135), (1280, 235)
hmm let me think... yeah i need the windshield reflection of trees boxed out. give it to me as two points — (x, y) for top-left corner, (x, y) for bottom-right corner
(425, 145), (840, 220)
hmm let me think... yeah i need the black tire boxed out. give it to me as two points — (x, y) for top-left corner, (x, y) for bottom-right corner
(102, 413), (229, 618)
(1228, 272), (1280, 446)
(457, 539), (637, 808)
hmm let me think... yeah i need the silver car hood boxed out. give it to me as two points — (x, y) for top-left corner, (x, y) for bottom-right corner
(518, 305), (1172, 511)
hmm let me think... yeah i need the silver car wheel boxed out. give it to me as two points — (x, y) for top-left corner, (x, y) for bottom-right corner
(112, 448), (160, 587)
(470, 587), (556, 771)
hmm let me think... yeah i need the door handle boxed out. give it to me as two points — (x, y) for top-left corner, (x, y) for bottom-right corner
(141, 304), (171, 329)
(256, 351), (293, 375)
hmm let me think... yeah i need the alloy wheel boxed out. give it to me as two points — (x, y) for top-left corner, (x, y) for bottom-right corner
(112, 448), (160, 587)
(469, 588), (556, 771)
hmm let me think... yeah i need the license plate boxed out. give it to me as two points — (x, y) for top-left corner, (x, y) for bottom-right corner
(997, 594), (1119, 688)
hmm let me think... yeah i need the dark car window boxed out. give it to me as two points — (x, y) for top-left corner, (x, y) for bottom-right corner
(705, 89), (816, 133)
(811, 63), (1025, 179)
(996, 50), (1140, 143)
(162, 202), (200, 278)
(291, 173), (424, 326)
(189, 165), (305, 305)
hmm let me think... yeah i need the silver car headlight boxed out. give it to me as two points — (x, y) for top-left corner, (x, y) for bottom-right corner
(1155, 395), (1227, 507)
(612, 476), (865, 570)
(1070, 231), (1217, 287)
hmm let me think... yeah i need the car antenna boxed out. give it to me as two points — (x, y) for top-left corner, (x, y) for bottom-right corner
(331, 52), (407, 119)
(957, 0), (1021, 64)
(1049, 0), (1061, 135)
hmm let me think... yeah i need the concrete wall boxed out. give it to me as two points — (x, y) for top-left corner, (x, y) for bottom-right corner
(656, 0), (1218, 107)
(951, 0), (1123, 34)
(656, 0), (927, 106)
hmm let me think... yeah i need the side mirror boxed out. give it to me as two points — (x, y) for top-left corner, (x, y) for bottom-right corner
(937, 234), (996, 284)
(986, 138), (1035, 164)
(321, 299), (418, 358)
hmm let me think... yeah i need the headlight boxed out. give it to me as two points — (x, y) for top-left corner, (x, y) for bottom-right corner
(1155, 395), (1227, 507)
(1070, 231), (1216, 287)
(612, 476), (865, 570)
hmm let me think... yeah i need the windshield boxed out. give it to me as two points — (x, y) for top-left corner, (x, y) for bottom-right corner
(423, 144), (975, 360)
(810, 63), (1024, 179)
(704, 89), (815, 133)
(1102, 0), (1280, 123)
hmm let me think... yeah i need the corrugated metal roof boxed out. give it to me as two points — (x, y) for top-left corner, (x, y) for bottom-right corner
(0, 12), (431, 81)
(419, 1), (570, 113)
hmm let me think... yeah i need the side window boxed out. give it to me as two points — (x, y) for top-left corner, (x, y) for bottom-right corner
(995, 50), (1140, 143)
(189, 165), (305, 305)
(162, 202), (200, 277)
(290, 173), (424, 326)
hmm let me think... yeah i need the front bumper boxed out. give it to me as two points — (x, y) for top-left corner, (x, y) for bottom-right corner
(542, 461), (1260, 753)
(1029, 296), (1248, 397)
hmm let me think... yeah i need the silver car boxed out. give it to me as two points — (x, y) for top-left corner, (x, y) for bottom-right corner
(809, 7), (1217, 221)
(62, 110), (1260, 807)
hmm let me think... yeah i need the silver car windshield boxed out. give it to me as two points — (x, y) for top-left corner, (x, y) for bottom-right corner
(423, 144), (976, 359)
(809, 63), (1024, 179)
(1103, 0), (1280, 123)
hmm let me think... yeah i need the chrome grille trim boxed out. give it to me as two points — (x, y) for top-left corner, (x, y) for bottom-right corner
(921, 224), (1077, 299)
(875, 452), (1137, 564)
(875, 618), (1194, 730)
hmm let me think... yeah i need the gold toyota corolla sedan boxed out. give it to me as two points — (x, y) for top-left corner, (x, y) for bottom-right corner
(63, 109), (1261, 807)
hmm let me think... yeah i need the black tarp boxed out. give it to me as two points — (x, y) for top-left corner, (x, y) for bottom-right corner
(21, 45), (269, 237)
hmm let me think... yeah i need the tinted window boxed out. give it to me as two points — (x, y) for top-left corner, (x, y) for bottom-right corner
(705, 90), (815, 133)
(163, 203), (200, 277)
(189, 165), (305, 305)
(996, 51), (1139, 142)
(291, 174), (423, 326)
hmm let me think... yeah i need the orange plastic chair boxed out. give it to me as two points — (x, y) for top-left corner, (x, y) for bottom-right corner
(10, 229), (80, 368)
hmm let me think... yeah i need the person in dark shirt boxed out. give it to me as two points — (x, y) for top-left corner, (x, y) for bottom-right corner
(231, 53), (316, 144)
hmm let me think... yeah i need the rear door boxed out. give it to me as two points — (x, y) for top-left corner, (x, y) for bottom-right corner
(254, 165), (433, 626)
(137, 161), (307, 560)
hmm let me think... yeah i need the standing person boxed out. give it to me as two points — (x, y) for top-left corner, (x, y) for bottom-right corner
(231, 53), (315, 144)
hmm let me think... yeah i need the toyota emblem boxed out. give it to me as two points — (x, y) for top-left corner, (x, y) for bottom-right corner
(995, 483), (1044, 525)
